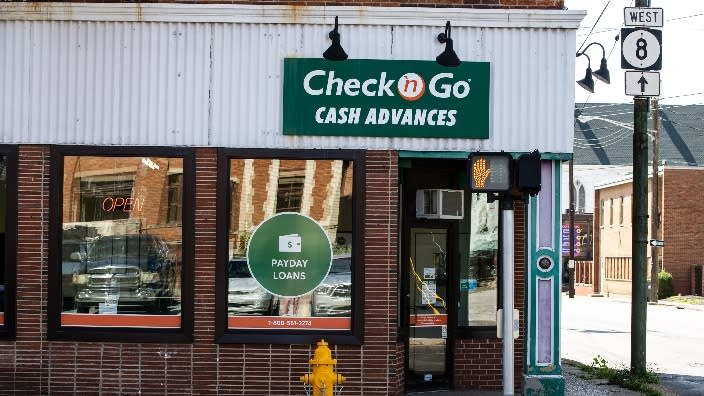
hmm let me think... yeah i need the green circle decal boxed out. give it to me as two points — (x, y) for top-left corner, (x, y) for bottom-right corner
(247, 212), (332, 297)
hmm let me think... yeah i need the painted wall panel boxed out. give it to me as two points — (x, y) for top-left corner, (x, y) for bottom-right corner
(0, 20), (211, 146)
(0, 6), (581, 154)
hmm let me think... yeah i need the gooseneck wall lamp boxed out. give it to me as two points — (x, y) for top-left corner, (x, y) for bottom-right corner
(323, 16), (348, 61)
(575, 42), (610, 93)
(436, 21), (461, 67)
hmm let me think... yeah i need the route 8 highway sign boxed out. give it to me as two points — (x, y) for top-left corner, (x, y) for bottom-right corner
(621, 27), (662, 70)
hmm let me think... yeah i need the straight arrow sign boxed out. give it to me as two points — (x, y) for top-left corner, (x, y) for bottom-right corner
(625, 71), (660, 97)
(637, 75), (648, 93)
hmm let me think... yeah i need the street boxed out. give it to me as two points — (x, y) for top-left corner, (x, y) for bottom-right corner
(561, 295), (704, 395)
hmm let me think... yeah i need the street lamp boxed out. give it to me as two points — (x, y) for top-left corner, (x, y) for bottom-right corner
(436, 21), (461, 67)
(323, 16), (348, 61)
(576, 42), (610, 92)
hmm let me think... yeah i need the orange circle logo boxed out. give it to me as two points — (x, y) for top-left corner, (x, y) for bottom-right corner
(397, 73), (425, 101)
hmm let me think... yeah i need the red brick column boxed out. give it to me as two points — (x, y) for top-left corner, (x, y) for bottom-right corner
(13, 145), (50, 393)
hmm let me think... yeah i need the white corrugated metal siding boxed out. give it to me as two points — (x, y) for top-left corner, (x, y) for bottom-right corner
(0, 20), (211, 146)
(0, 4), (584, 153)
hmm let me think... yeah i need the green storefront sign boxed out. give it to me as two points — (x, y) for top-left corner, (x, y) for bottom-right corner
(247, 213), (332, 297)
(283, 58), (490, 139)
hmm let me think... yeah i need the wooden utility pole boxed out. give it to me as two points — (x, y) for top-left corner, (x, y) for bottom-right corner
(650, 98), (660, 303)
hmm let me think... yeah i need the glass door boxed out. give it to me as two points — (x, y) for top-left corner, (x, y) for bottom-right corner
(406, 227), (449, 389)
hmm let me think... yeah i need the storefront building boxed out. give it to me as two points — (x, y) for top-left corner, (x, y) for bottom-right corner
(0, 2), (584, 394)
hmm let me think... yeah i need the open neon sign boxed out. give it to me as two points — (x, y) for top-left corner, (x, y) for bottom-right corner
(102, 197), (144, 213)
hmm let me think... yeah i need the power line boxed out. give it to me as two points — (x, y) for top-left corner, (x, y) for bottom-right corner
(659, 92), (704, 102)
(577, 0), (612, 54)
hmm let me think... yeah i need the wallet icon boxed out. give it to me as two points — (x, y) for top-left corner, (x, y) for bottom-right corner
(279, 234), (302, 253)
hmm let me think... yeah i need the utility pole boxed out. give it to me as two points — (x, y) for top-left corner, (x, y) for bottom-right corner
(650, 98), (660, 303)
(632, 96), (649, 376)
(631, 0), (650, 377)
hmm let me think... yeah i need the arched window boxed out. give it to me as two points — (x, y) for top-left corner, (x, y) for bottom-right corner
(572, 181), (586, 214)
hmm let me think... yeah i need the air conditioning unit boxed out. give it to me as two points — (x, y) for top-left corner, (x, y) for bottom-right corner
(415, 189), (464, 219)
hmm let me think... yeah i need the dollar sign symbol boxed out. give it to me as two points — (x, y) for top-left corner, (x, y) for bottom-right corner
(288, 241), (293, 249)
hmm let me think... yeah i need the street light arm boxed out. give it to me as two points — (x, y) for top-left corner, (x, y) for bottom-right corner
(575, 51), (591, 65)
(576, 41), (606, 59)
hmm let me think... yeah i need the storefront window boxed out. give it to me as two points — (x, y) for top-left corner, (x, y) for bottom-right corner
(0, 148), (17, 339)
(49, 149), (193, 341)
(217, 151), (363, 343)
(0, 155), (7, 331)
(458, 193), (499, 328)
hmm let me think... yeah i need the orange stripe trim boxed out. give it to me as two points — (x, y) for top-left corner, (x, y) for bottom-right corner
(61, 313), (180, 328)
(228, 316), (350, 330)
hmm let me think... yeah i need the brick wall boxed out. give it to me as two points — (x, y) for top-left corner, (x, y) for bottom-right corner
(0, 147), (406, 395)
(662, 168), (704, 295)
(361, 150), (403, 394)
(0, 146), (533, 394)
(594, 167), (704, 296)
(10, 145), (50, 392)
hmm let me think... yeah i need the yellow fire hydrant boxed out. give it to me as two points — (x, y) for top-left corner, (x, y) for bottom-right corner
(300, 339), (346, 396)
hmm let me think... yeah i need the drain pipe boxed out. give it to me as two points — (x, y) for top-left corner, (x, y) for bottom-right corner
(501, 195), (514, 396)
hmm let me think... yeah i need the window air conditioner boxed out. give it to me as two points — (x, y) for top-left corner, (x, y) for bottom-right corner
(415, 189), (464, 219)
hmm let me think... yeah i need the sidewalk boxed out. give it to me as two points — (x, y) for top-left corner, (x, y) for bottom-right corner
(591, 293), (704, 311)
(562, 359), (678, 396)
(405, 360), (680, 395)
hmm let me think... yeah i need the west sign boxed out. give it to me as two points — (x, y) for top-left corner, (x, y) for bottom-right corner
(283, 58), (490, 139)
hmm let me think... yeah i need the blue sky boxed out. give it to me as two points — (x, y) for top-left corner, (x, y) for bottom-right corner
(566, 0), (704, 105)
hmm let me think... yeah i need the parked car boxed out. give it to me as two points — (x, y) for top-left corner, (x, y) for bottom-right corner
(227, 258), (278, 315)
(61, 239), (89, 310)
(312, 254), (351, 317)
(72, 234), (175, 314)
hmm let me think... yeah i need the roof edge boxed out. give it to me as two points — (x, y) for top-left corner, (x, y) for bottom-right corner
(0, 3), (586, 29)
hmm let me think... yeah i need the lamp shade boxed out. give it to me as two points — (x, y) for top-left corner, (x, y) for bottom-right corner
(436, 38), (460, 67)
(577, 67), (595, 93)
(593, 58), (610, 84)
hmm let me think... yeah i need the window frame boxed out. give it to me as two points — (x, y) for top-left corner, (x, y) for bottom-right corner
(167, 172), (184, 224)
(215, 148), (365, 345)
(0, 145), (18, 340)
(47, 145), (194, 343)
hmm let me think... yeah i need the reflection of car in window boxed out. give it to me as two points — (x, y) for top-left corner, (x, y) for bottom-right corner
(227, 258), (277, 315)
(312, 254), (351, 317)
(71, 234), (176, 314)
(61, 239), (88, 310)
(0, 233), (4, 312)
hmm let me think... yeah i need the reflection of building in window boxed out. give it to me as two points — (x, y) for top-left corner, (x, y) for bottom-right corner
(571, 182), (586, 214)
(167, 174), (183, 224)
(228, 158), (350, 257)
(79, 175), (134, 222)
(0, 156), (5, 313)
(227, 157), (354, 324)
(458, 193), (499, 327)
(60, 156), (184, 320)
(276, 176), (304, 213)
(229, 180), (240, 234)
